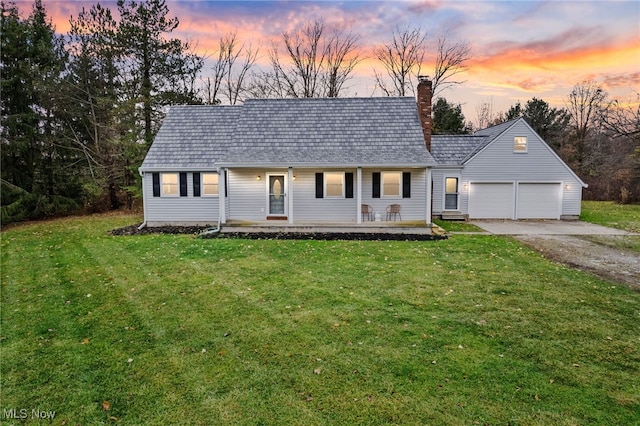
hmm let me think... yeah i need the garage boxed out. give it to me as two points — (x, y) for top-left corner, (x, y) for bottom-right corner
(468, 182), (563, 219)
(468, 183), (514, 219)
(517, 183), (562, 219)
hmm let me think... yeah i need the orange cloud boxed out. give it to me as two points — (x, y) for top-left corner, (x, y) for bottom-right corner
(467, 32), (640, 93)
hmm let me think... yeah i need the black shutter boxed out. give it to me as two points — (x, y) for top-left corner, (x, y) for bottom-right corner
(179, 172), (187, 197)
(193, 173), (201, 197)
(224, 170), (228, 197)
(402, 172), (411, 198)
(152, 173), (160, 197)
(315, 173), (323, 198)
(345, 172), (354, 198)
(372, 172), (381, 198)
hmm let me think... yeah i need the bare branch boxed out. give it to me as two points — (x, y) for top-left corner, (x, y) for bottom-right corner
(373, 26), (427, 97)
(432, 30), (471, 97)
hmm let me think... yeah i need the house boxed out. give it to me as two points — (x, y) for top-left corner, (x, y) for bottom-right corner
(429, 118), (587, 221)
(139, 78), (585, 228)
(139, 96), (437, 228)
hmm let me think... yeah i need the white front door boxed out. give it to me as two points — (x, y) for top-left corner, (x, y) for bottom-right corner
(267, 174), (287, 217)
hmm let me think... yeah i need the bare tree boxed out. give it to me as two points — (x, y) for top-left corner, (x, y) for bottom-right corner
(566, 80), (608, 143)
(431, 31), (471, 97)
(324, 28), (362, 97)
(205, 31), (258, 104)
(475, 99), (495, 130)
(264, 18), (362, 98)
(373, 26), (427, 97)
(601, 93), (640, 140)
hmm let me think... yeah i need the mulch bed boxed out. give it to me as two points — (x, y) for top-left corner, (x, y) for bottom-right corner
(111, 224), (446, 241)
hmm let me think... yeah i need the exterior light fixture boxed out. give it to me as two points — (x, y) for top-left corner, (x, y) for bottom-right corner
(257, 175), (261, 181)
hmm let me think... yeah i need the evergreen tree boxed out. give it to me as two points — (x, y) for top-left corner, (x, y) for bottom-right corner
(116, 0), (203, 146)
(504, 98), (569, 147)
(432, 97), (469, 134)
(1, 0), (81, 223)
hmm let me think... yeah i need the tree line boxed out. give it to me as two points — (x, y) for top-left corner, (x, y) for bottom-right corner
(1, 0), (638, 225)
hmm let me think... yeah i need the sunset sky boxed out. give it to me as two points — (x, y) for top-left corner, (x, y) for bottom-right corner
(19, 0), (640, 123)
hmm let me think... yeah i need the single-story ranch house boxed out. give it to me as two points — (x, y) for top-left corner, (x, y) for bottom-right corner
(139, 79), (586, 229)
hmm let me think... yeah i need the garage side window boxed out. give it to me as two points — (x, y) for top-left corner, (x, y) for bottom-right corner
(445, 177), (459, 210)
(514, 136), (527, 153)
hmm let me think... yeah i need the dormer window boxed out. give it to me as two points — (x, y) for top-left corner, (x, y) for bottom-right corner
(514, 136), (527, 153)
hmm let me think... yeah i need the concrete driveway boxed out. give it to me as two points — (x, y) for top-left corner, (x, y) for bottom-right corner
(470, 220), (634, 235)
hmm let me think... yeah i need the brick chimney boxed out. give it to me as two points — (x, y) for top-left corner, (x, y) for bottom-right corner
(417, 76), (433, 152)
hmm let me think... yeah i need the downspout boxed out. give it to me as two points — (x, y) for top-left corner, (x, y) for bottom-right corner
(198, 216), (221, 237)
(199, 167), (225, 237)
(138, 169), (147, 230)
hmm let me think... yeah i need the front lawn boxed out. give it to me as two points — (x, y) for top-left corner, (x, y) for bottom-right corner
(1, 214), (639, 425)
(581, 200), (640, 232)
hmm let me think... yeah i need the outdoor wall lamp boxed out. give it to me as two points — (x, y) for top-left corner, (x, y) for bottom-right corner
(257, 175), (261, 181)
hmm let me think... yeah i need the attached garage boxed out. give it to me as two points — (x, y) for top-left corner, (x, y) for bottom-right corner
(468, 183), (515, 219)
(517, 183), (562, 219)
(468, 181), (563, 219)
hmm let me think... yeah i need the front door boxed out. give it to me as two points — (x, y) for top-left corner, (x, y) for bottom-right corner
(268, 174), (287, 217)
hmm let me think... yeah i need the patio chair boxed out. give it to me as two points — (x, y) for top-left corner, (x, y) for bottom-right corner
(386, 204), (402, 221)
(361, 204), (373, 221)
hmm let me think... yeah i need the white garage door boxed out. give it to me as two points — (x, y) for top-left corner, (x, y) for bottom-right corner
(469, 183), (514, 219)
(517, 183), (562, 219)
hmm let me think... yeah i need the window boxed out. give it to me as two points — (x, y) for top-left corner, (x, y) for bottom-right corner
(325, 172), (344, 198)
(444, 177), (459, 210)
(202, 173), (219, 196)
(382, 171), (401, 197)
(514, 136), (527, 152)
(161, 173), (179, 196)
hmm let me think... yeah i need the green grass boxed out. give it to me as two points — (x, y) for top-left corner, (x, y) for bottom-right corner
(581, 200), (640, 232)
(432, 219), (484, 233)
(2, 214), (639, 425)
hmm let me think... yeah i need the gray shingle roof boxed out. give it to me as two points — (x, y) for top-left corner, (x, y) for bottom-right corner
(431, 135), (488, 165)
(141, 97), (436, 171)
(222, 97), (435, 167)
(430, 119), (519, 165)
(140, 105), (241, 170)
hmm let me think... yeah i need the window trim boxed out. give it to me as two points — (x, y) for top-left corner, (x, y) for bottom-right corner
(161, 173), (179, 197)
(381, 171), (402, 198)
(201, 172), (219, 197)
(324, 171), (345, 198)
(514, 136), (528, 153)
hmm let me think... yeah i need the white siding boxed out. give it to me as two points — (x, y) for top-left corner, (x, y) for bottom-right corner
(227, 168), (276, 221)
(361, 168), (427, 222)
(227, 168), (428, 223)
(431, 168), (463, 215)
(143, 172), (219, 226)
(460, 121), (583, 219)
